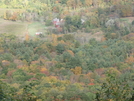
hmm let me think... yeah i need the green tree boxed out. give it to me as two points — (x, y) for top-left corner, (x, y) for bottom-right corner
(0, 80), (16, 101)
(96, 69), (133, 101)
(63, 34), (75, 42)
(56, 43), (65, 54)
(66, 56), (81, 68)
(12, 69), (31, 82)
(62, 51), (72, 62)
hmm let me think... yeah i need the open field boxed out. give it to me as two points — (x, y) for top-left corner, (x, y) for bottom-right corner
(0, 18), (47, 38)
(0, 18), (27, 35)
(28, 22), (47, 37)
(0, 8), (47, 37)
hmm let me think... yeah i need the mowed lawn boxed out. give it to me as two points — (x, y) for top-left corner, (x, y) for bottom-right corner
(28, 22), (47, 37)
(0, 19), (27, 35)
(0, 8), (46, 36)
(0, 18), (46, 37)
(0, 8), (27, 35)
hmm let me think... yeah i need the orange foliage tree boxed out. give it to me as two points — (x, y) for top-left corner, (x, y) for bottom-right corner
(25, 33), (29, 41)
(125, 56), (134, 64)
(40, 68), (49, 76)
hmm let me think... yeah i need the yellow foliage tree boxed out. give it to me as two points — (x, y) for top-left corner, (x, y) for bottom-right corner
(41, 76), (57, 84)
(111, 33), (117, 39)
(62, 10), (69, 17)
(67, 50), (74, 56)
(71, 66), (82, 75)
(4, 11), (7, 20)
(59, 40), (65, 44)
(106, 67), (121, 76)
(2, 60), (10, 66)
(28, 64), (39, 73)
(67, 0), (82, 9)
(52, 34), (58, 46)
(85, 0), (92, 6)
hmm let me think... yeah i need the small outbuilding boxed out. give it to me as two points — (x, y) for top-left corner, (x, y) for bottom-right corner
(35, 32), (42, 35)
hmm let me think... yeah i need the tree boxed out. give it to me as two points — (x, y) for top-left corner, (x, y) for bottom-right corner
(89, 38), (98, 46)
(65, 16), (72, 32)
(56, 43), (65, 54)
(61, 0), (68, 4)
(95, 69), (133, 101)
(63, 34), (75, 42)
(71, 66), (82, 75)
(62, 51), (72, 62)
(72, 15), (81, 29)
(66, 56), (81, 68)
(68, 0), (82, 9)
(12, 69), (30, 81)
(25, 33), (29, 41)
(0, 80), (15, 101)
(0, 81), (5, 101)
(132, 20), (134, 26)
(64, 15), (82, 32)
(20, 82), (39, 101)
(90, 17), (100, 28)
(46, 42), (55, 52)
(85, 0), (92, 6)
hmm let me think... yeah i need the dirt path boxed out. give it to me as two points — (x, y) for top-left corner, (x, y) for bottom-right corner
(125, 17), (134, 23)
(74, 31), (104, 44)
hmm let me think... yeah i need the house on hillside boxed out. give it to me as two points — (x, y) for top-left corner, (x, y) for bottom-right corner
(53, 18), (64, 28)
(81, 19), (85, 24)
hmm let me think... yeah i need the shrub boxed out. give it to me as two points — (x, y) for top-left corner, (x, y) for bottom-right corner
(46, 43), (55, 52)
(63, 34), (75, 42)
(57, 37), (62, 41)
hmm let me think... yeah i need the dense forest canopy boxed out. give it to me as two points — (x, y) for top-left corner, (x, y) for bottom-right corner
(0, 0), (134, 101)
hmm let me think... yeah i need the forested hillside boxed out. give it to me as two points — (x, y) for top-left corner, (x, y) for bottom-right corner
(0, 0), (134, 101)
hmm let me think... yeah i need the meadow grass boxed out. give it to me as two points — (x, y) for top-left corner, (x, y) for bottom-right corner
(0, 19), (46, 37)
(28, 22), (47, 37)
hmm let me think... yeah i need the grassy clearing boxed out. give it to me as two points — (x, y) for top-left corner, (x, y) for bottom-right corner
(0, 8), (5, 17)
(0, 19), (27, 35)
(0, 8), (46, 37)
(0, 8), (26, 37)
(0, 18), (47, 38)
(120, 17), (134, 23)
(120, 18), (129, 22)
(28, 22), (47, 37)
